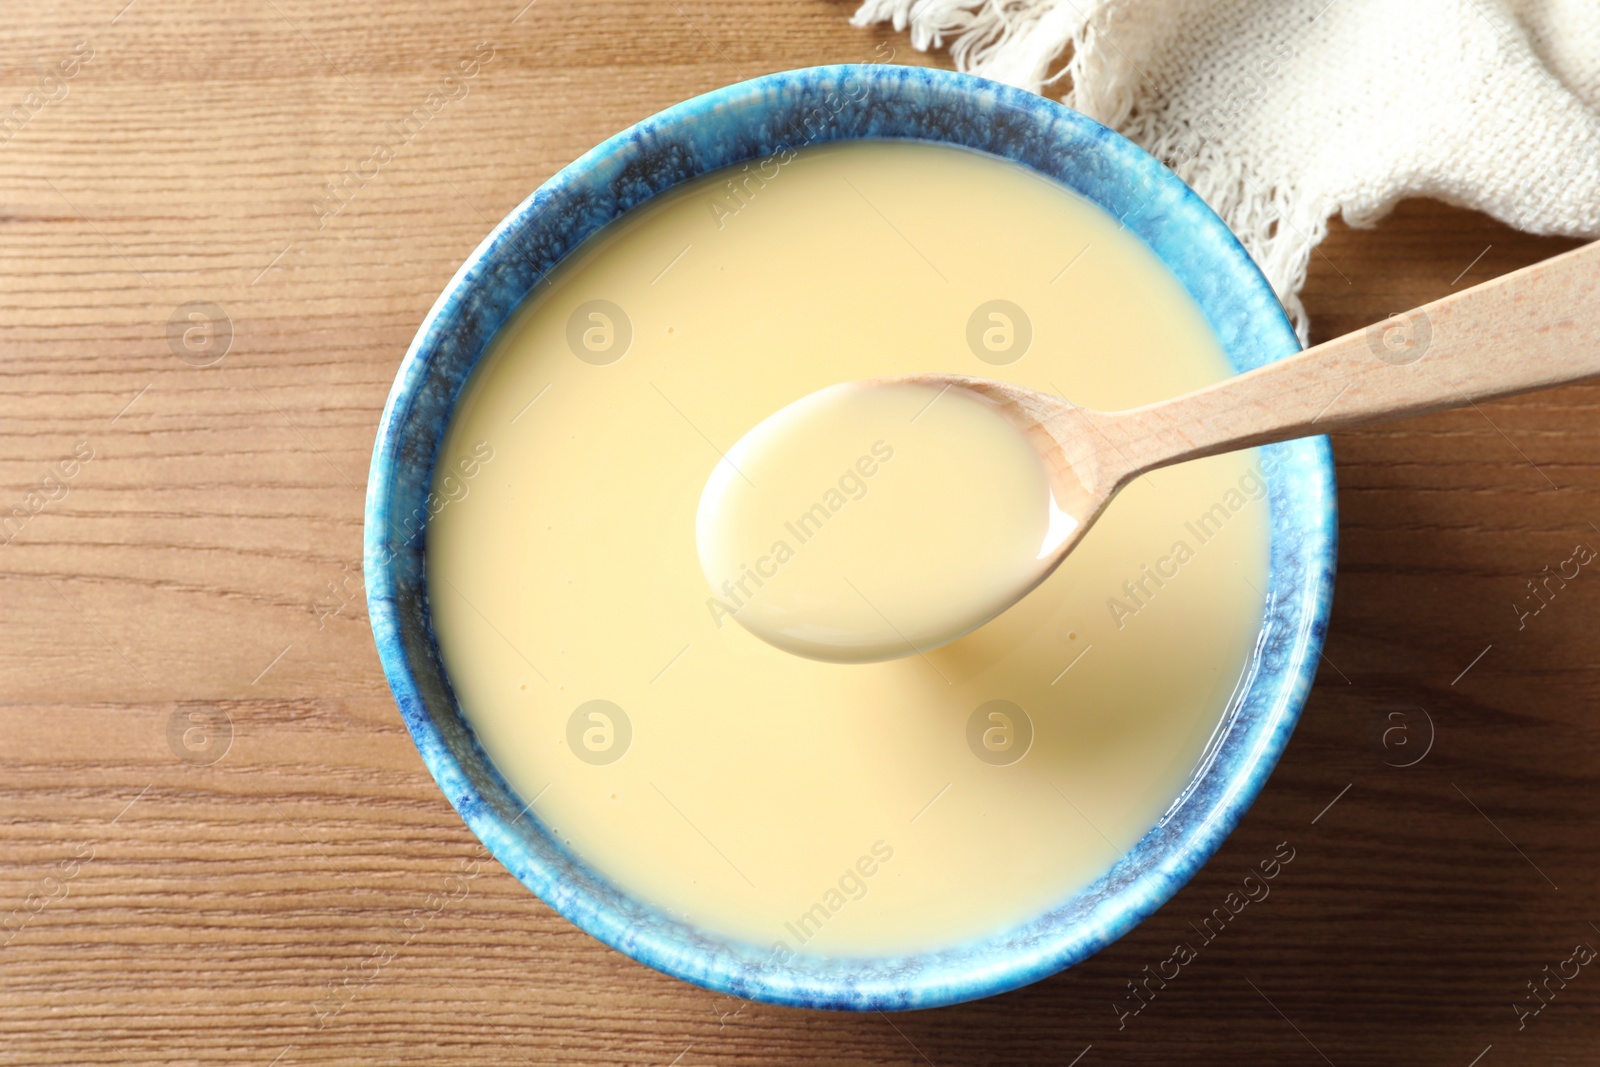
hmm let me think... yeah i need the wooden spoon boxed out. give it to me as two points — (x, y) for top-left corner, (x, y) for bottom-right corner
(700, 241), (1599, 663)
(899, 239), (1600, 584)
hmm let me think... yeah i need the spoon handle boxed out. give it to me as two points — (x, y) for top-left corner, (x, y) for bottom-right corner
(1105, 240), (1600, 474)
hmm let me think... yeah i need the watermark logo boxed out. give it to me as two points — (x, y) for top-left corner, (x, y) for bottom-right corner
(1366, 307), (1431, 366)
(310, 42), (496, 227)
(566, 300), (631, 365)
(567, 700), (631, 765)
(1512, 541), (1596, 630)
(1105, 464), (1270, 630)
(704, 42), (893, 232)
(1113, 840), (1296, 1029)
(1375, 704), (1434, 768)
(705, 441), (895, 628)
(311, 846), (486, 1027)
(167, 707), (234, 766)
(773, 841), (895, 954)
(966, 300), (1032, 366)
(0, 439), (93, 548)
(0, 39), (93, 149)
(1, 842), (94, 948)
(167, 301), (232, 366)
(1514, 939), (1597, 1031)
(966, 699), (1033, 766)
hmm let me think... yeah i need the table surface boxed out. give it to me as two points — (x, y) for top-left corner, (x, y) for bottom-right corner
(3, 1), (1597, 1064)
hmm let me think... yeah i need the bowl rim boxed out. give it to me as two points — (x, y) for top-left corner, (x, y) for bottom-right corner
(364, 62), (1337, 1011)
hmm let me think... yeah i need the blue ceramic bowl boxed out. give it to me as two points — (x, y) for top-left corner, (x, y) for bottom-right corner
(365, 64), (1337, 1011)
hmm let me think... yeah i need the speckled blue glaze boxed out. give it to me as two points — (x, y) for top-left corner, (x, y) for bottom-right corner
(365, 64), (1337, 1011)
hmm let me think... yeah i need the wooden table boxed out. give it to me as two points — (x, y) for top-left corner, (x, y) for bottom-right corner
(2, 1), (1595, 1063)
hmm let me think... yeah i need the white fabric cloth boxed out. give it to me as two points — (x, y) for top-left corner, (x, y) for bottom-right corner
(851, 0), (1600, 338)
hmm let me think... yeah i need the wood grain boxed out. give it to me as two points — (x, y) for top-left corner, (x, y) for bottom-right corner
(1, 2), (1596, 1064)
(1120, 239), (1600, 458)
